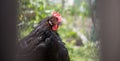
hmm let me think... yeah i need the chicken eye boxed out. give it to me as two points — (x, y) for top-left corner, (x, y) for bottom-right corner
(56, 18), (58, 21)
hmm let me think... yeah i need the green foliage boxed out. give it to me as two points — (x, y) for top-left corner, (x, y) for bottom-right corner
(64, 40), (99, 61)
(18, 0), (50, 39)
(79, 1), (90, 18)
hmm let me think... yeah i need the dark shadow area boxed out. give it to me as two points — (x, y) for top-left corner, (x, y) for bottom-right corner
(0, 0), (16, 61)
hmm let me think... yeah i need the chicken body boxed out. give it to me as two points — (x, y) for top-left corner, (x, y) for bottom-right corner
(16, 16), (70, 61)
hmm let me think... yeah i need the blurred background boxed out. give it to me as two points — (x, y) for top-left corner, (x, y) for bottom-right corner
(17, 0), (99, 61)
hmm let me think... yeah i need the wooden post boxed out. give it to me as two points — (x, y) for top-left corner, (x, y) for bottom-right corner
(0, 0), (16, 61)
(97, 0), (120, 61)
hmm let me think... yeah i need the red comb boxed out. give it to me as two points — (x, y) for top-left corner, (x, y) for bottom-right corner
(52, 11), (61, 22)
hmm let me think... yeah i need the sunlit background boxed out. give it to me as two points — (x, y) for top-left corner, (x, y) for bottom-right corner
(17, 0), (99, 61)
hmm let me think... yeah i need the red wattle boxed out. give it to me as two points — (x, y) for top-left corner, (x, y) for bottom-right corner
(52, 25), (58, 31)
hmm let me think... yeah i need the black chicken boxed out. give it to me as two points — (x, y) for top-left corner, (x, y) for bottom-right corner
(16, 12), (70, 61)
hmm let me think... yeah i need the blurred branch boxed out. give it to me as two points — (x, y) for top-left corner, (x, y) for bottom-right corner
(89, 0), (96, 27)
(89, 0), (99, 41)
(62, 0), (65, 9)
(45, 0), (49, 6)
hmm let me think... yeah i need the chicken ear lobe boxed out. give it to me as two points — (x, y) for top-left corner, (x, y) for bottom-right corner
(52, 25), (58, 31)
